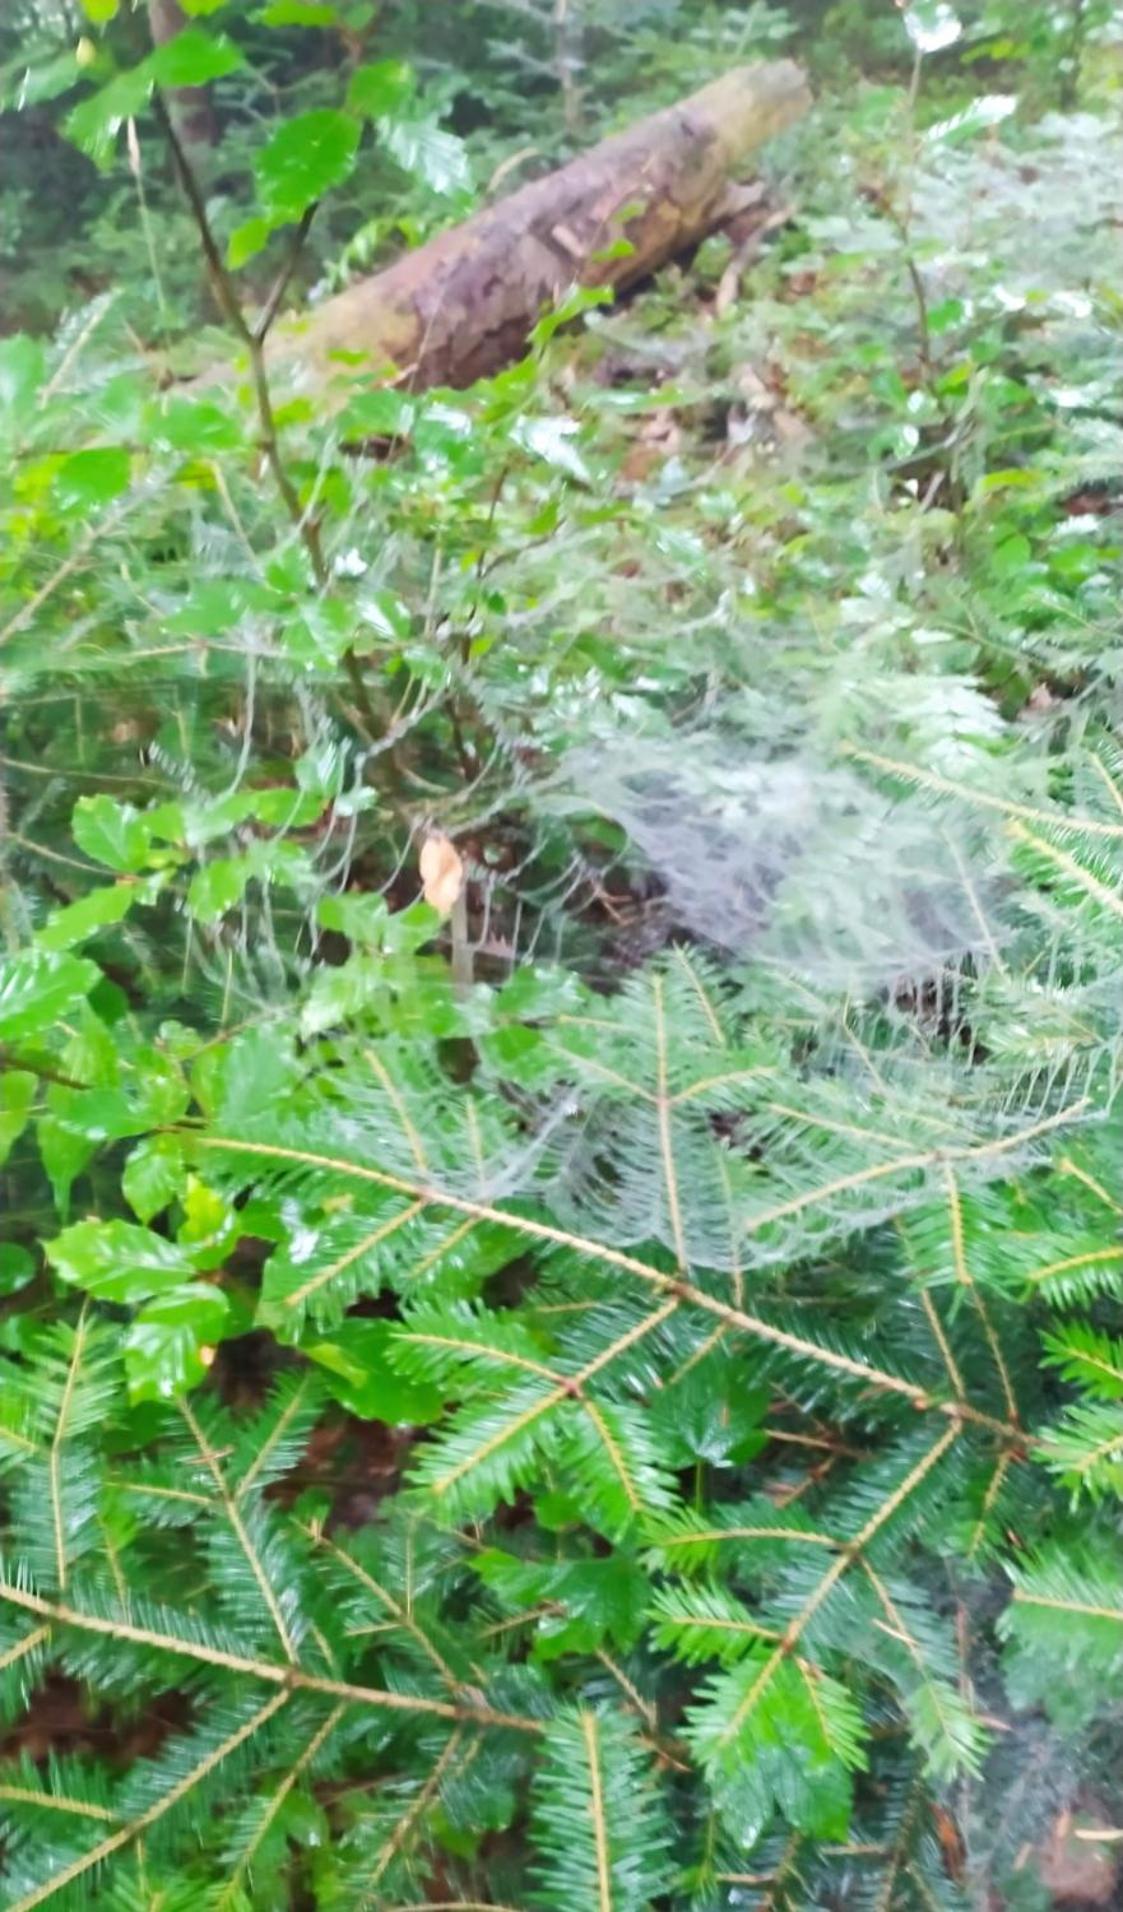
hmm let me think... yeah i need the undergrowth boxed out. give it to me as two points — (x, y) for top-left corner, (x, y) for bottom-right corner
(1, 0), (1123, 1906)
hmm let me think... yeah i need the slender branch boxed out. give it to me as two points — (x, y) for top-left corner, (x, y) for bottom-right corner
(152, 90), (381, 740)
(152, 91), (249, 344)
(254, 204), (317, 343)
(0, 1047), (89, 1092)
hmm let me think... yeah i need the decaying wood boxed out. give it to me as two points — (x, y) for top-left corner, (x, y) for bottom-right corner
(265, 60), (810, 392)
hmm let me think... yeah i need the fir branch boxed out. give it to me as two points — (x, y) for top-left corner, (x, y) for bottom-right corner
(194, 1126), (1065, 1435)
(214, 1702), (345, 1910)
(0, 1579), (547, 1735)
(707, 1424), (959, 1762)
(6, 1690), (293, 1912)
(177, 1399), (300, 1663)
(842, 744), (1123, 844)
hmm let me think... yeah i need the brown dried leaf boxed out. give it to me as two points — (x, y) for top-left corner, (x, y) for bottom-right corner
(419, 832), (464, 918)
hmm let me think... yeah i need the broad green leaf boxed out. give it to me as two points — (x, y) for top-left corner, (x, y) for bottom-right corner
(336, 387), (415, 439)
(57, 1013), (118, 1089)
(356, 587), (411, 644)
(65, 67), (153, 165)
(79, 0), (118, 20)
(377, 115), (470, 196)
(124, 1285), (229, 1402)
(54, 447), (131, 513)
(37, 882), (140, 952)
(258, 0), (339, 20)
(72, 795), (152, 872)
(0, 1072), (36, 1167)
(530, 284), (613, 348)
(0, 336), (46, 428)
(649, 1354), (768, 1467)
(227, 216), (274, 269)
(513, 415), (591, 484)
(475, 1548), (647, 1655)
(45, 1218), (197, 1304)
(188, 856), (253, 922)
(65, 32), (238, 167)
(926, 95), (1016, 145)
(149, 27), (244, 88)
(346, 59), (414, 119)
(305, 1319), (443, 1424)
(148, 397), (244, 454)
(123, 1135), (187, 1224)
(928, 296), (966, 333)
(315, 891), (390, 942)
(298, 955), (387, 1037)
(902, 0), (961, 51)
(254, 108), (360, 221)
(180, 0), (227, 13)
(177, 1176), (239, 1270)
(0, 1244), (35, 1295)
(314, 893), (436, 952)
(247, 786), (326, 828)
(122, 1046), (189, 1130)
(37, 1113), (96, 1215)
(0, 950), (99, 1040)
(283, 598), (355, 669)
(195, 1024), (300, 1126)
(2, 51), (83, 111)
(161, 576), (279, 641)
(40, 1084), (135, 1146)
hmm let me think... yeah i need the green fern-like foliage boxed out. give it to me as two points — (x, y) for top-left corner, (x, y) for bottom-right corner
(2, 875), (1121, 1907)
(5, 7), (1123, 1904)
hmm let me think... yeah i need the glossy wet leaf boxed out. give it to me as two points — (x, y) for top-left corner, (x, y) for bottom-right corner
(306, 1319), (443, 1424)
(0, 1072), (36, 1167)
(123, 1135), (187, 1224)
(46, 1218), (197, 1304)
(148, 27), (244, 88)
(254, 108), (360, 221)
(347, 59), (414, 119)
(148, 398), (244, 454)
(53, 447), (131, 513)
(0, 951), (99, 1040)
(0, 1243), (35, 1295)
(187, 856), (253, 923)
(37, 883), (141, 952)
(124, 1284), (229, 1402)
(72, 796), (152, 873)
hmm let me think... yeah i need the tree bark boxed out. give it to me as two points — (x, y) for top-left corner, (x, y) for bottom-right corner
(148, 0), (217, 148)
(265, 60), (810, 392)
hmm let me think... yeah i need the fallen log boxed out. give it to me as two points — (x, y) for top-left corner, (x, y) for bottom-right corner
(266, 60), (810, 391)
